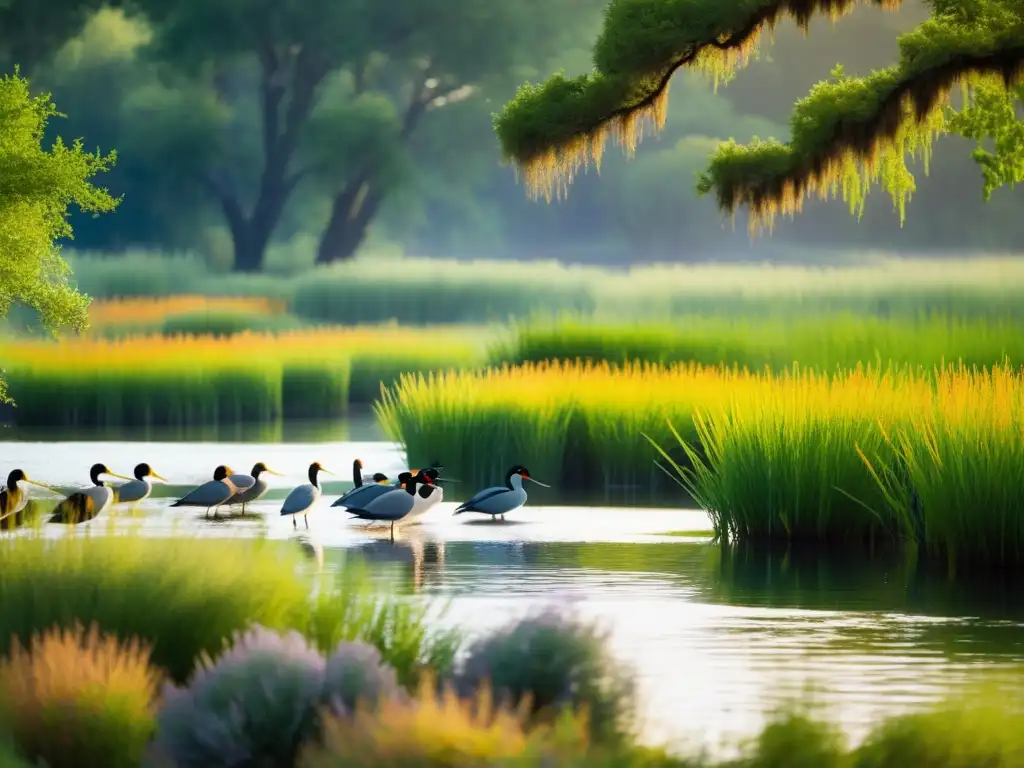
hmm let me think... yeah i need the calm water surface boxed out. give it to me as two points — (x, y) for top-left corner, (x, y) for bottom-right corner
(2, 426), (1024, 756)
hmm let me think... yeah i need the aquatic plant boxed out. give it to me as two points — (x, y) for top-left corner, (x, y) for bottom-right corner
(0, 623), (161, 768)
(0, 325), (485, 425)
(455, 608), (636, 745)
(149, 626), (327, 768)
(0, 536), (310, 682)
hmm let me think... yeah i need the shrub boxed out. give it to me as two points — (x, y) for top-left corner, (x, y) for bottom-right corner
(0, 623), (160, 768)
(455, 608), (636, 745)
(0, 536), (311, 682)
(736, 710), (848, 768)
(149, 626), (327, 768)
(853, 698), (1024, 767)
(323, 641), (404, 716)
(298, 675), (593, 768)
(0, 742), (32, 768)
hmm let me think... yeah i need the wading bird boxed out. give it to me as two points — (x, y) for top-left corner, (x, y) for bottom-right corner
(331, 459), (399, 511)
(226, 462), (281, 512)
(226, 468), (258, 494)
(171, 465), (240, 518)
(114, 463), (169, 506)
(404, 467), (451, 522)
(345, 473), (438, 539)
(280, 462), (333, 529)
(453, 465), (549, 521)
(51, 463), (133, 525)
(0, 469), (57, 528)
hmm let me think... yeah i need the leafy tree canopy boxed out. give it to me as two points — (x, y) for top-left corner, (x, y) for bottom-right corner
(494, 0), (1024, 233)
(0, 71), (118, 397)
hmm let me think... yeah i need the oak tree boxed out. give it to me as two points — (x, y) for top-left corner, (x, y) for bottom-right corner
(494, 0), (1024, 233)
(130, 0), (599, 271)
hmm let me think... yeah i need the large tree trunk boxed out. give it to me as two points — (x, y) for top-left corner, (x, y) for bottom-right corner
(208, 45), (326, 272)
(315, 177), (386, 264)
(315, 69), (437, 265)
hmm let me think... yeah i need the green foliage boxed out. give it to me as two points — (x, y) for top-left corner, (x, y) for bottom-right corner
(0, 69), (117, 384)
(0, 623), (161, 768)
(0, 536), (311, 682)
(497, 0), (1024, 231)
(947, 80), (1024, 199)
(161, 310), (306, 337)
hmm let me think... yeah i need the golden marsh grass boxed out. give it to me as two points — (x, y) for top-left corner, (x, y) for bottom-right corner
(0, 327), (487, 425)
(379, 361), (1024, 564)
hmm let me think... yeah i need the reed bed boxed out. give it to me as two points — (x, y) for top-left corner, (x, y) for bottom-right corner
(87, 295), (288, 334)
(378, 361), (1024, 566)
(0, 327), (486, 426)
(67, 251), (1024, 325)
(499, 315), (1024, 373)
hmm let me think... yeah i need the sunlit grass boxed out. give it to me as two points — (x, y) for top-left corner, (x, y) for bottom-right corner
(87, 295), (288, 334)
(379, 360), (1024, 565)
(0, 327), (487, 425)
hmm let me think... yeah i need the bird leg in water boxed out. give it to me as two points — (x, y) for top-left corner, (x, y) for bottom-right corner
(304, 515), (309, 530)
(389, 521), (395, 541)
(292, 517), (297, 529)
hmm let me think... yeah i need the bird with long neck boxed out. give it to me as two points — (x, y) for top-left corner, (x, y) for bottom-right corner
(331, 459), (392, 510)
(0, 469), (57, 529)
(171, 465), (240, 518)
(114, 463), (169, 507)
(281, 462), (333, 529)
(227, 462), (282, 512)
(345, 473), (437, 539)
(51, 463), (132, 525)
(453, 465), (550, 521)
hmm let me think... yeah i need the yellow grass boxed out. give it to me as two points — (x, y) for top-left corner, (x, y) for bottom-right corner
(0, 327), (488, 425)
(87, 295), (286, 330)
(380, 360), (1024, 560)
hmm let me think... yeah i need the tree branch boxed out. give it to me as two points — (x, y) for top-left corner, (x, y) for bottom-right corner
(494, 0), (903, 200)
(699, 30), (1024, 233)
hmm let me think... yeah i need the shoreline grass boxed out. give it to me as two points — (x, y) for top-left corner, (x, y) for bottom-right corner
(0, 327), (487, 426)
(378, 360), (1024, 568)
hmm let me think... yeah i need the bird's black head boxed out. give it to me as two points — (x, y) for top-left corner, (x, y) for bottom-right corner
(308, 462), (329, 485)
(397, 471), (412, 486)
(420, 468), (440, 481)
(90, 463), (111, 485)
(372, 472), (389, 484)
(6, 469), (25, 489)
(507, 465), (531, 481)
(353, 458), (364, 470)
(213, 465), (231, 481)
(251, 462), (268, 477)
(134, 463), (152, 480)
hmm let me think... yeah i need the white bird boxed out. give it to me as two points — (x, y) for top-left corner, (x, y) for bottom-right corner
(330, 458), (394, 510)
(453, 465), (550, 521)
(280, 462), (333, 529)
(226, 462), (281, 512)
(404, 467), (446, 522)
(0, 469), (58, 528)
(50, 463), (133, 525)
(171, 465), (241, 518)
(114, 463), (169, 505)
(345, 474), (438, 539)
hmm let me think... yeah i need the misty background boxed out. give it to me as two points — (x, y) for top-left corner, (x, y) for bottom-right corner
(23, 0), (1021, 270)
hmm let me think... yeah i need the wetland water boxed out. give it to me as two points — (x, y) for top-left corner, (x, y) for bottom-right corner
(3, 423), (1024, 756)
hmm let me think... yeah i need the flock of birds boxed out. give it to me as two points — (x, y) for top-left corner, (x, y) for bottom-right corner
(0, 459), (550, 536)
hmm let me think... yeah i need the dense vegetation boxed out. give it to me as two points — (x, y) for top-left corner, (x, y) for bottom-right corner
(0, 531), (1020, 766)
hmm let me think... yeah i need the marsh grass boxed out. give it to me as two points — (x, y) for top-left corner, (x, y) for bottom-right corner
(86, 296), (290, 337)
(0, 536), (311, 682)
(0, 327), (486, 425)
(381, 361), (1024, 563)
(500, 314), (1024, 373)
(67, 251), (1024, 325)
(0, 623), (160, 768)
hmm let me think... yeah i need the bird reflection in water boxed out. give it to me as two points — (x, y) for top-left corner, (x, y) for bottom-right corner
(350, 533), (446, 590)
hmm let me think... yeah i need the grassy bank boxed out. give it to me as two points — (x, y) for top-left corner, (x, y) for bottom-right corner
(86, 295), (300, 337)
(378, 361), (1024, 567)
(0, 532), (1020, 766)
(499, 315), (1024, 372)
(0, 327), (486, 426)
(63, 251), (1024, 325)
